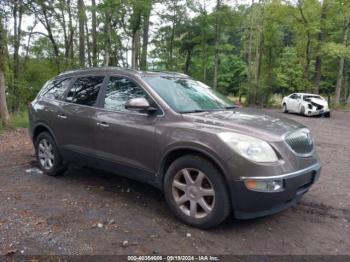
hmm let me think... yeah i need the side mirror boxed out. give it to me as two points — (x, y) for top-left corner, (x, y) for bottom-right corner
(125, 97), (157, 113)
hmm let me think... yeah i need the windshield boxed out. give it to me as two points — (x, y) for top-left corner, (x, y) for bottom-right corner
(303, 95), (322, 101)
(143, 76), (235, 113)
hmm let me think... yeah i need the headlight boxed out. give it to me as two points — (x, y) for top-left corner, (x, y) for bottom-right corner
(218, 132), (278, 163)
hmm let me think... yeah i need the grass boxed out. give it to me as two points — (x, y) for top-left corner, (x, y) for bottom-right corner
(0, 110), (29, 133)
(331, 104), (350, 111)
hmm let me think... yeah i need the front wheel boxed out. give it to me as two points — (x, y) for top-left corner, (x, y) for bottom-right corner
(323, 111), (331, 117)
(163, 155), (231, 229)
(282, 103), (288, 113)
(300, 106), (305, 116)
(35, 132), (66, 176)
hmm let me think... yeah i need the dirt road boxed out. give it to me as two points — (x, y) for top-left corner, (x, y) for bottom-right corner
(0, 109), (349, 256)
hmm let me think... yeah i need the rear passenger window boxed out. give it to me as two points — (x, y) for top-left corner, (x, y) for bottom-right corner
(66, 76), (104, 106)
(103, 76), (147, 112)
(41, 78), (71, 100)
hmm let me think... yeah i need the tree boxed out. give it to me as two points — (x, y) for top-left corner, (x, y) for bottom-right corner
(274, 47), (305, 94)
(91, 0), (98, 66)
(0, 16), (10, 128)
(78, 0), (86, 67)
(140, 0), (152, 70)
(213, 0), (222, 90)
(314, 0), (329, 94)
(335, 16), (350, 105)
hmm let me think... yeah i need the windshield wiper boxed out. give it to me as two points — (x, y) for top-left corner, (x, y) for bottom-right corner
(180, 106), (237, 114)
(225, 105), (238, 109)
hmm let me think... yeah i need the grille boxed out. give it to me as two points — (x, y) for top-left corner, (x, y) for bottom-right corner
(311, 102), (323, 110)
(284, 128), (314, 156)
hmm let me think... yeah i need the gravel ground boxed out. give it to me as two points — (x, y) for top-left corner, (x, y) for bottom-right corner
(0, 109), (349, 256)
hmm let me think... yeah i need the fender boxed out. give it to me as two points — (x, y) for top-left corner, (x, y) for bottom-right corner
(32, 121), (58, 144)
(156, 142), (231, 189)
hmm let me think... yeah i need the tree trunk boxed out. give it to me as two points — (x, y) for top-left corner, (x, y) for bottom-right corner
(131, 3), (142, 70)
(335, 17), (350, 105)
(13, 0), (23, 112)
(140, 1), (152, 70)
(78, 0), (85, 67)
(344, 60), (348, 103)
(298, 2), (311, 82)
(184, 48), (193, 74)
(203, 49), (208, 82)
(246, 0), (254, 95)
(0, 18), (10, 128)
(13, 0), (23, 79)
(91, 0), (98, 67)
(104, 11), (112, 66)
(37, 2), (61, 72)
(131, 29), (140, 69)
(85, 19), (92, 67)
(67, 0), (74, 65)
(168, 0), (177, 70)
(0, 71), (9, 128)
(314, 0), (328, 94)
(213, 0), (222, 90)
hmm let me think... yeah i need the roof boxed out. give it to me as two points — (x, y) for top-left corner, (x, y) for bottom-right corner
(57, 67), (190, 79)
(295, 93), (321, 96)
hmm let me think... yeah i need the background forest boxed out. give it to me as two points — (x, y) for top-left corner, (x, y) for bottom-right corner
(1, 0), (350, 128)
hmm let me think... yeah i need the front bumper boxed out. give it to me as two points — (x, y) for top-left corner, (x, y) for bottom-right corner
(231, 163), (321, 219)
(306, 108), (330, 116)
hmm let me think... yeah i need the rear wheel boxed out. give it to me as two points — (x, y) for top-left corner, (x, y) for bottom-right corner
(282, 103), (288, 113)
(300, 106), (305, 116)
(35, 132), (66, 176)
(163, 155), (231, 229)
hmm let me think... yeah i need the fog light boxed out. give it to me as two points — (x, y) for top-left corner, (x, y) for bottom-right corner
(244, 179), (284, 192)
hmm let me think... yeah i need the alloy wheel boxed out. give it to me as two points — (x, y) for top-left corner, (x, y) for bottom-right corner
(172, 168), (215, 219)
(38, 139), (55, 170)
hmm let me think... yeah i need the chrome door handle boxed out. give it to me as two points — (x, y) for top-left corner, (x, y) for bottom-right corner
(57, 114), (67, 119)
(97, 122), (109, 128)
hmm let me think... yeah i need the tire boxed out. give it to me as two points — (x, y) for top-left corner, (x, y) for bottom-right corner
(324, 111), (331, 118)
(300, 106), (305, 116)
(163, 155), (231, 229)
(282, 103), (288, 113)
(35, 132), (66, 176)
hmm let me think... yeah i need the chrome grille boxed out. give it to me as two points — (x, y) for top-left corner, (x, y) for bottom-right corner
(284, 128), (314, 156)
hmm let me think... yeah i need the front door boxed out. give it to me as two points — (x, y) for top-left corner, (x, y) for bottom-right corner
(94, 75), (159, 181)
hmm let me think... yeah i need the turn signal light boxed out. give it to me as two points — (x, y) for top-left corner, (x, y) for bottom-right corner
(244, 179), (284, 192)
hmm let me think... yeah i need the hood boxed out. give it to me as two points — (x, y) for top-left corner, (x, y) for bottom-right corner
(309, 97), (328, 106)
(183, 108), (304, 141)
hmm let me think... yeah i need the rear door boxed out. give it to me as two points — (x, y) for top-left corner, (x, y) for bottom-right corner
(56, 75), (106, 163)
(33, 77), (73, 142)
(94, 75), (160, 181)
(288, 94), (297, 112)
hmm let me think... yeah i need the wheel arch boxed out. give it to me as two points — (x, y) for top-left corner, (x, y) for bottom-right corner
(158, 146), (230, 190)
(32, 123), (57, 144)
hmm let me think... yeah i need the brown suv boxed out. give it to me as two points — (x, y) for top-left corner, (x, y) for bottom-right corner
(28, 67), (321, 228)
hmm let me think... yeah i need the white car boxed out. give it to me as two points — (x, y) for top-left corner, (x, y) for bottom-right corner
(282, 93), (330, 117)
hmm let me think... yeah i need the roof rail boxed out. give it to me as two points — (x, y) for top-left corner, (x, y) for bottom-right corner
(58, 66), (141, 76)
(151, 71), (190, 77)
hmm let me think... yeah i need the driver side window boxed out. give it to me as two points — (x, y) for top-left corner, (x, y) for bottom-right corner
(103, 76), (148, 112)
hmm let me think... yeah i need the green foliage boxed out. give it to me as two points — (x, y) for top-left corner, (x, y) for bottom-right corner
(273, 47), (307, 94)
(2, 0), (350, 118)
(218, 55), (247, 95)
(0, 111), (29, 132)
